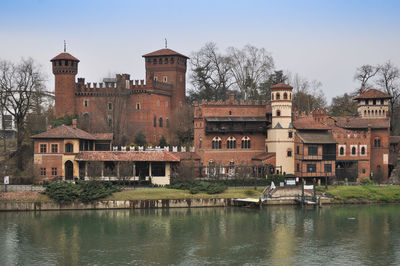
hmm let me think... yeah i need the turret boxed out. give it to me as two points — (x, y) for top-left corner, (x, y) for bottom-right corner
(270, 83), (293, 128)
(51, 52), (80, 117)
(142, 48), (188, 111)
(353, 89), (391, 118)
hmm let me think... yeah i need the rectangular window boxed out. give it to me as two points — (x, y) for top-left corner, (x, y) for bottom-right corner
(288, 132), (293, 138)
(296, 146), (300, 154)
(40, 168), (46, 176)
(40, 144), (47, 153)
(51, 144), (58, 153)
(84, 100), (88, 107)
(308, 146), (318, 156)
(324, 164), (332, 173)
(108, 102), (113, 111)
(153, 116), (157, 127)
(51, 168), (57, 176)
(151, 163), (166, 176)
(307, 164), (316, 173)
(296, 163), (300, 172)
(287, 150), (292, 157)
(136, 103), (141, 110)
(374, 138), (381, 147)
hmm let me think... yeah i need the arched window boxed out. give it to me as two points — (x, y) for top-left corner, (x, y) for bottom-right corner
(227, 136), (236, 149)
(159, 117), (163, 127)
(277, 110), (281, 116)
(379, 110), (381, 115)
(241, 136), (251, 149)
(276, 93), (280, 100)
(153, 116), (157, 127)
(212, 137), (222, 149)
(65, 143), (73, 153)
(361, 146), (366, 155)
(351, 146), (356, 155)
(374, 138), (381, 147)
(283, 92), (288, 99)
(340, 147), (344, 155)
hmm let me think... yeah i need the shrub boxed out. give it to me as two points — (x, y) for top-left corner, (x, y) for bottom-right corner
(360, 178), (374, 185)
(44, 181), (121, 204)
(244, 189), (257, 196)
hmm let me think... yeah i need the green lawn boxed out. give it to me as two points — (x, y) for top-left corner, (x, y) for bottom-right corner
(320, 185), (400, 203)
(106, 187), (264, 201)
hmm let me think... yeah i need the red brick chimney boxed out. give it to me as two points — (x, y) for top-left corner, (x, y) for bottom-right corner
(72, 119), (77, 129)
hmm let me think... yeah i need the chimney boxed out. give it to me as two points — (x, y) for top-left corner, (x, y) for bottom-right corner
(72, 119), (77, 129)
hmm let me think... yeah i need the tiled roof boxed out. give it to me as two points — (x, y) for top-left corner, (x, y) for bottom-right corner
(142, 48), (189, 58)
(353, 89), (391, 100)
(296, 132), (337, 144)
(390, 136), (400, 144)
(75, 151), (180, 162)
(31, 125), (98, 140)
(173, 152), (201, 160)
(50, 53), (80, 62)
(270, 83), (293, 90)
(333, 117), (390, 129)
(292, 117), (330, 130)
(252, 152), (276, 161)
(206, 117), (267, 122)
(93, 133), (114, 141)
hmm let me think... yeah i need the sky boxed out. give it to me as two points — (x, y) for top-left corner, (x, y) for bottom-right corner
(1, 0), (399, 102)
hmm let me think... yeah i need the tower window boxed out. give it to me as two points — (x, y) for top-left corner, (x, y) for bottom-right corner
(153, 116), (157, 127)
(287, 149), (292, 157)
(166, 118), (169, 128)
(159, 117), (163, 127)
(283, 92), (288, 99)
(136, 103), (141, 110)
(159, 58), (162, 64)
(276, 93), (280, 100)
(373, 99), (376, 105)
(65, 60), (69, 66)
(153, 59), (157, 64)
(108, 102), (113, 111)
(165, 58), (168, 64)
(84, 100), (88, 107)
(288, 132), (293, 138)
(276, 110), (281, 116)
(374, 138), (381, 147)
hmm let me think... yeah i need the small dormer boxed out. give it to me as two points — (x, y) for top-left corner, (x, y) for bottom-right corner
(353, 89), (391, 118)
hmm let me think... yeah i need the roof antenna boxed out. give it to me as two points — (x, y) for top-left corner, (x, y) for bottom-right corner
(64, 40), (66, 52)
(165, 38), (167, 48)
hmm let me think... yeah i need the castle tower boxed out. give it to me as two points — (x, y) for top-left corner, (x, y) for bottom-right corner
(142, 48), (188, 111)
(51, 52), (79, 117)
(266, 83), (294, 174)
(353, 89), (391, 118)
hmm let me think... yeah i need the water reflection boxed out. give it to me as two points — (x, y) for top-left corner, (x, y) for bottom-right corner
(1, 206), (400, 265)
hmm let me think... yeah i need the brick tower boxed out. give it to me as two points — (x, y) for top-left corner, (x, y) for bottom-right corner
(51, 52), (79, 117)
(142, 48), (188, 111)
(266, 83), (295, 174)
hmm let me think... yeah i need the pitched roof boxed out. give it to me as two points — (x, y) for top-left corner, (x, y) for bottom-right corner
(333, 117), (390, 129)
(50, 53), (80, 62)
(274, 122), (282, 129)
(75, 151), (180, 162)
(93, 133), (114, 141)
(292, 117), (330, 130)
(270, 83), (293, 90)
(296, 132), (337, 144)
(31, 125), (109, 140)
(142, 48), (189, 59)
(354, 89), (391, 100)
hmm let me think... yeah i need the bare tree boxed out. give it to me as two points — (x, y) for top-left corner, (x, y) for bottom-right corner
(189, 42), (234, 102)
(0, 58), (44, 170)
(169, 104), (193, 146)
(376, 61), (400, 132)
(227, 45), (274, 100)
(354, 64), (380, 94)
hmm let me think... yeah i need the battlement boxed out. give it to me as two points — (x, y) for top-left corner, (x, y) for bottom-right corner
(195, 99), (267, 107)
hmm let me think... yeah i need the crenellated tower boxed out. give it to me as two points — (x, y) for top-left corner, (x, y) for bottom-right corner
(51, 52), (79, 117)
(353, 88), (391, 119)
(142, 48), (188, 111)
(266, 83), (295, 174)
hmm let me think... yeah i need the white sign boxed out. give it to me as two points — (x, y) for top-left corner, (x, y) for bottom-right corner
(4, 176), (9, 185)
(286, 180), (296, 186)
(304, 185), (314, 190)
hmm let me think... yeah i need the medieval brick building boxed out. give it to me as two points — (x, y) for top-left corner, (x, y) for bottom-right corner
(51, 48), (188, 145)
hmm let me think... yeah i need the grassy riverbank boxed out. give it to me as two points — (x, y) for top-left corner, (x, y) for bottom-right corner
(320, 185), (400, 203)
(106, 187), (264, 201)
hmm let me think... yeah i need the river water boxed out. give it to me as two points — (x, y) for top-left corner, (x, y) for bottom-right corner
(1, 205), (400, 265)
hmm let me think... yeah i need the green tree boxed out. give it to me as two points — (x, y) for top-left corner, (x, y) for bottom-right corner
(158, 135), (167, 147)
(134, 131), (147, 146)
(329, 93), (358, 117)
